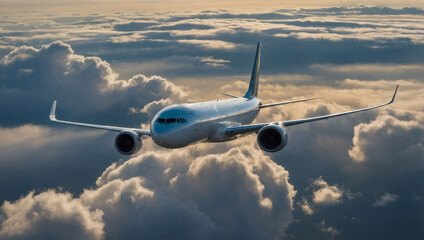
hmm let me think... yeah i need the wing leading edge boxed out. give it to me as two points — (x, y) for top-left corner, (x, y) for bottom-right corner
(49, 101), (151, 136)
(225, 85), (398, 136)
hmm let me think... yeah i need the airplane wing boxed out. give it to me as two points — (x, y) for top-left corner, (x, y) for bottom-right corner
(49, 101), (151, 136)
(225, 85), (398, 136)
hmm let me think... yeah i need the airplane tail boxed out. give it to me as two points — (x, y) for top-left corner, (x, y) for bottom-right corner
(244, 42), (261, 98)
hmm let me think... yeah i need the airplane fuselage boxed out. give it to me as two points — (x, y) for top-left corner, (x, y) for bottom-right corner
(150, 97), (261, 148)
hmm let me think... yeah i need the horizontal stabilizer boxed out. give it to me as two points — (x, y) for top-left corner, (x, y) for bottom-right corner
(259, 96), (322, 109)
(222, 93), (240, 98)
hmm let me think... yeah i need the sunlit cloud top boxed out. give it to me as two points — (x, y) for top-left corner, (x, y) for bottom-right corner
(1, 0), (424, 12)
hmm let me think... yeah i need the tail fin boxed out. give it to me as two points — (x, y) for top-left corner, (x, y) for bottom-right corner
(244, 42), (261, 98)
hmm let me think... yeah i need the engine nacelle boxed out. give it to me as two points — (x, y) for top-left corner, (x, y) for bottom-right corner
(257, 124), (288, 152)
(114, 131), (142, 155)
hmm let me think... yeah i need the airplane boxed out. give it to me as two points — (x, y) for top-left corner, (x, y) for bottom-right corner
(49, 42), (398, 155)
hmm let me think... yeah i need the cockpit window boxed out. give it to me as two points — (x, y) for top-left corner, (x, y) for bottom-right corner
(166, 118), (176, 124)
(156, 117), (187, 124)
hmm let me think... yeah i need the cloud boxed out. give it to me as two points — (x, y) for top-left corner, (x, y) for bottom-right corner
(317, 220), (341, 240)
(2, 7), (424, 240)
(298, 6), (424, 15)
(349, 111), (424, 163)
(0, 124), (116, 202)
(299, 198), (314, 215)
(0, 144), (296, 239)
(372, 193), (400, 207)
(199, 56), (230, 67)
(113, 21), (158, 31)
(0, 40), (189, 203)
(0, 41), (187, 127)
(0, 190), (104, 240)
(131, 98), (174, 117)
(0, 124), (101, 160)
(177, 39), (241, 50)
(4, 7), (424, 81)
(311, 177), (343, 206)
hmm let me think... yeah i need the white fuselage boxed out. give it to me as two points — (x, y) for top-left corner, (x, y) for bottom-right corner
(150, 97), (261, 148)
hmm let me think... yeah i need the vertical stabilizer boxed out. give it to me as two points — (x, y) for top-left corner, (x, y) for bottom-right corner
(244, 42), (261, 98)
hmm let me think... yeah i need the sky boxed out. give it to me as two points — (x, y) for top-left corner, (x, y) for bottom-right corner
(0, 1), (423, 240)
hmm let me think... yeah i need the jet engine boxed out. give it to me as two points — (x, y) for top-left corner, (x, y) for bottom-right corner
(114, 131), (142, 155)
(257, 124), (288, 152)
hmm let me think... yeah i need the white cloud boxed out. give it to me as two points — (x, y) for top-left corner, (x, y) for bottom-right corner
(317, 220), (341, 239)
(0, 125), (102, 161)
(312, 177), (343, 206)
(199, 56), (230, 67)
(177, 39), (241, 50)
(0, 143), (296, 239)
(349, 112), (424, 163)
(299, 198), (314, 215)
(0, 190), (104, 240)
(372, 193), (400, 207)
(0, 41), (187, 126)
(132, 98), (173, 117)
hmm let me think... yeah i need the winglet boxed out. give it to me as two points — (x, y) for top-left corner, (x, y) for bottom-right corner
(49, 100), (57, 121)
(389, 85), (399, 104)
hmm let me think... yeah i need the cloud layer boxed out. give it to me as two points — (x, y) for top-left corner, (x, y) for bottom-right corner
(1, 5), (423, 240)
(1, 145), (296, 240)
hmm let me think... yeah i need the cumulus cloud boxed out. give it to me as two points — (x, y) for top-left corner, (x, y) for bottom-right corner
(311, 177), (344, 206)
(131, 98), (173, 117)
(0, 144), (296, 240)
(0, 190), (104, 240)
(299, 198), (314, 215)
(0, 40), (187, 202)
(0, 41), (187, 126)
(317, 220), (341, 240)
(96, 144), (296, 239)
(296, 176), (348, 216)
(372, 193), (400, 207)
(349, 111), (424, 163)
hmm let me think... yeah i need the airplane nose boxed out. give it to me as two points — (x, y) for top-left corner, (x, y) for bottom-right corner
(151, 122), (187, 148)
(151, 122), (173, 146)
